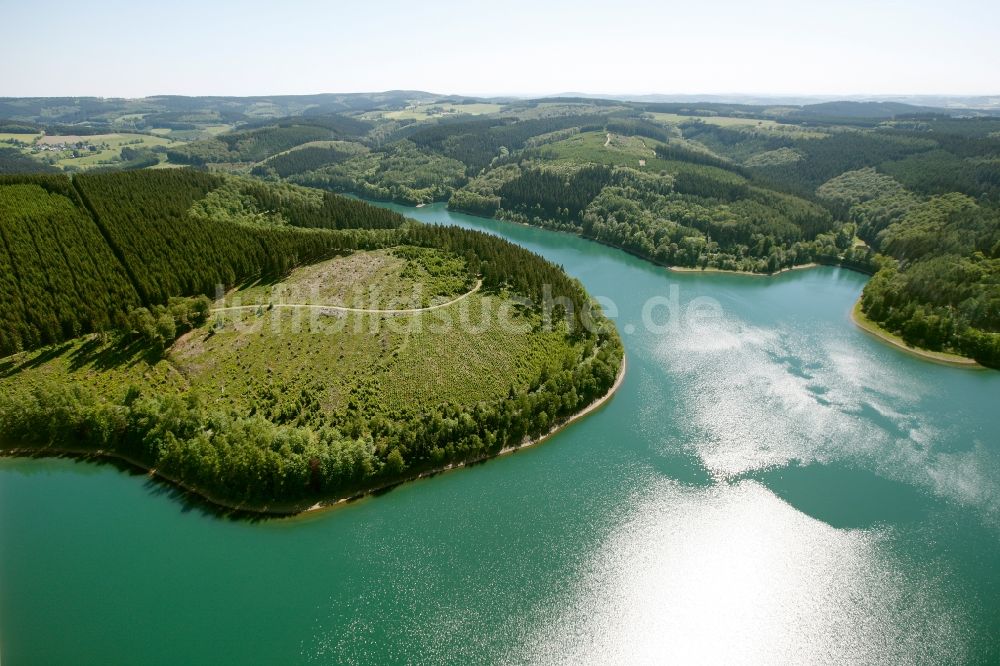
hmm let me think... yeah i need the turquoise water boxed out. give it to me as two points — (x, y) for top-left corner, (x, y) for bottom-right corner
(2, 203), (999, 664)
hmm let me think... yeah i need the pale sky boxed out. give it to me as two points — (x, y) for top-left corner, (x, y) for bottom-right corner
(2, 0), (998, 98)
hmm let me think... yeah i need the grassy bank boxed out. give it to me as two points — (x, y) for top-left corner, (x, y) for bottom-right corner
(851, 300), (981, 368)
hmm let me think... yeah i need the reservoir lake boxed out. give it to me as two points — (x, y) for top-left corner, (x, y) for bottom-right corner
(2, 202), (999, 664)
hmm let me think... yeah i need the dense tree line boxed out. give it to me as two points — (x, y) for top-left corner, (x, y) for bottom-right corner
(641, 102), (772, 118)
(816, 167), (919, 243)
(235, 178), (408, 229)
(124, 295), (212, 350)
(447, 165), (521, 216)
(73, 170), (402, 303)
(0, 122), (41, 133)
(654, 141), (748, 175)
(857, 193), (1000, 365)
(676, 123), (932, 195)
(880, 149), (1000, 201)
(0, 175), (140, 355)
(0, 147), (56, 174)
(671, 169), (751, 201)
(900, 118), (1000, 139)
(814, 163), (1000, 365)
(746, 131), (936, 196)
(683, 120), (1000, 205)
(43, 124), (119, 136)
(396, 117), (502, 150)
(498, 165), (614, 221)
(605, 118), (672, 143)
(789, 101), (921, 122)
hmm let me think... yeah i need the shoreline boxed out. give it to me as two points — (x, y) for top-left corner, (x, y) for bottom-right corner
(438, 203), (985, 369)
(850, 299), (981, 369)
(451, 203), (872, 279)
(1, 353), (627, 517)
(666, 262), (820, 277)
(294, 351), (627, 517)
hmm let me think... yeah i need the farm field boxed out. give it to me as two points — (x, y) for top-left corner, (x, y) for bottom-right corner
(0, 132), (42, 143)
(25, 132), (178, 169)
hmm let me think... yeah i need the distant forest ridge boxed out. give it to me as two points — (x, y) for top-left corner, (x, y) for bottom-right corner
(1, 92), (999, 130)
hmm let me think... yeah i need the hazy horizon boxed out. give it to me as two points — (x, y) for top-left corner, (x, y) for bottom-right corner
(2, 0), (998, 98)
(1, 90), (998, 102)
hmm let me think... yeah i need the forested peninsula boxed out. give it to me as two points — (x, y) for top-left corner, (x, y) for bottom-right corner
(0, 170), (623, 513)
